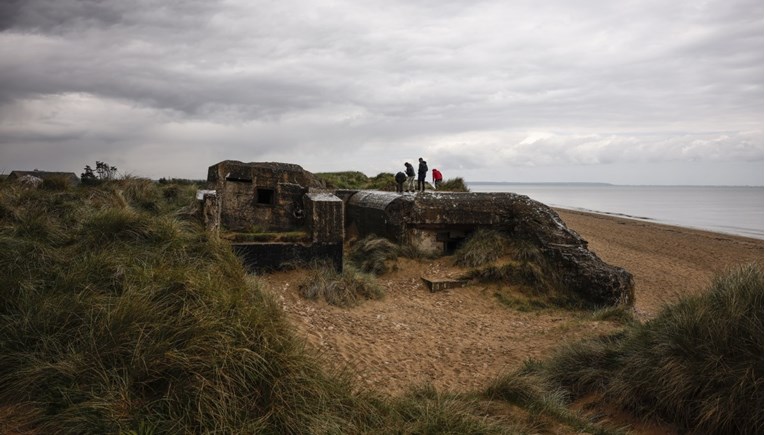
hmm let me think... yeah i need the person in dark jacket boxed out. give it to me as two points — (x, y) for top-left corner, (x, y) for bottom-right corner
(394, 171), (406, 193)
(404, 162), (415, 192)
(417, 157), (428, 192)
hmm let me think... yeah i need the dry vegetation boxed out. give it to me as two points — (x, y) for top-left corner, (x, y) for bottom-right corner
(0, 176), (761, 434)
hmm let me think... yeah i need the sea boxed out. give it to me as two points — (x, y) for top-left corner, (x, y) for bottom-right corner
(467, 183), (764, 240)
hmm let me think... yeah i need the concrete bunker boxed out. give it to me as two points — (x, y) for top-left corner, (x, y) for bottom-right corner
(346, 190), (516, 256)
(344, 189), (635, 306)
(203, 161), (343, 272)
(207, 160), (328, 232)
(200, 161), (634, 306)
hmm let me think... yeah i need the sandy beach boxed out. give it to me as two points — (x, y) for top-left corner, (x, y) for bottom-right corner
(264, 209), (763, 399)
(555, 209), (763, 319)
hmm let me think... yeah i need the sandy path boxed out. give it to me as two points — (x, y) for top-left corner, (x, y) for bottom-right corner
(262, 210), (762, 398)
(267, 258), (621, 396)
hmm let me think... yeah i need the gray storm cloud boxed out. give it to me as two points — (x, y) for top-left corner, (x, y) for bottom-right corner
(0, 0), (761, 183)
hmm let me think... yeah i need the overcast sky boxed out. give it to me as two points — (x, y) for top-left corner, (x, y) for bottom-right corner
(0, 0), (762, 185)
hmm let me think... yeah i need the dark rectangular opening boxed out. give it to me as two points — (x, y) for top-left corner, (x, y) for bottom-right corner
(225, 176), (252, 183)
(256, 188), (275, 205)
(441, 230), (469, 255)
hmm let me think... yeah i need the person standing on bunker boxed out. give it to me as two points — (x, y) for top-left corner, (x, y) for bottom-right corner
(432, 168), (443, 190)
(394, 171), (406, 193)
(404, 162), (416, 192)
(417, 157), (428, 192)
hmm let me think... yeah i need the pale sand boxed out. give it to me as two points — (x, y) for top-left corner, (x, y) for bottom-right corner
(555, 208), (763, 320)
(264, 209), (763, 401)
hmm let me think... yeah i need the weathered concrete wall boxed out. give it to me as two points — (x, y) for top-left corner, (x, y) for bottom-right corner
(204, 161), (345, 273)
(305, 192), (344, 243)
(346, 191), (414, 242)
(207, 161), (325, 188)
(409, 228), (443, 255)
(207, 160), (325, 232)
(497, 194), (634, 306)
(407, 192), (509, 227)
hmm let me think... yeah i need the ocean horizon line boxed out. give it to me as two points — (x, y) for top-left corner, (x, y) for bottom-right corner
(467, 181), (764, 188)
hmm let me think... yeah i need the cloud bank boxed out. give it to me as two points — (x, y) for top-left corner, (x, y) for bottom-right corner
(0, 0), (762, 184)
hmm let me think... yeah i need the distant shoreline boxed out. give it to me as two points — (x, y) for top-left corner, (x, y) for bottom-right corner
(469, 181), (764, 188)
(552, 204), (763, 240)
(555, 208), (764, 319)
(469, 183), (763, 240)
(554, 206), (762, 242)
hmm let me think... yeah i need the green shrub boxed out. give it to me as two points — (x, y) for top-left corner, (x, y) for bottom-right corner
(538, 264), (763, 433)
(348, 235), (400, 275)
(454, 229), (510, 267)
(41, 175), (73, 191)
(485, 367), (622, 434)
(315, 171), (370, 189)
(437, 177), (470, 192)
(298, 261), (384, 307)
(315, 171), (401, 191)
(392, 385), (516, 434)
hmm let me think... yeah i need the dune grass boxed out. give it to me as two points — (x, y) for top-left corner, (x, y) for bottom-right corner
(437, 177), (470, 192)
(315, 171), (371, 189)
(497, 264), (763, 434)
(316, 170), (471, 192)
(298, 260), (385, 307)
(315, 171), (397, 191)
(454, 229), (510, 268)
(347, 234), (401, 275)
(0, 180), (385, 433)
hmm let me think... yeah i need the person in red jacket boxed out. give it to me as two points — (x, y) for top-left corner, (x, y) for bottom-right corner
(432, 168), (443, 190)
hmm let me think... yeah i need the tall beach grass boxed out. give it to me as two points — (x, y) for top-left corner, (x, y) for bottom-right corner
(511, 264), (763, 434)
(0, 180), (383, 433)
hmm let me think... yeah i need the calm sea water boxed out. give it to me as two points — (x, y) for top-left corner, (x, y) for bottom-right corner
(468, 183), (764, 239)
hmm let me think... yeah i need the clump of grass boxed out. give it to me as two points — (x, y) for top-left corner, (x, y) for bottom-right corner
(590, 305), (636, 324)
(367, 172), (397, 191)
(535, 264), (763, 433)
(485, 366), (624, 434)
(494, 290), (551, 312)
(315, 171), (371, 189)
(454, 229), (510, 267)
(437, 177), (470, 192)
(461, 261), (545, 288)
(41, 175), (73, 191)
(347, 235), (400, 275)
(391, 384), (517, 434)
(509, 240), (543, 263)
(298, 261), (384, 307)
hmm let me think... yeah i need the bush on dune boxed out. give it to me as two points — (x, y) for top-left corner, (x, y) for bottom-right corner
(298, 260), (384, 307)
(315, 171), (370, 189)
(437, 177), (470, 192)
(454, 229), (510, 268)
(348, 234), (400, 275)
(506, 264), (763, 434)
